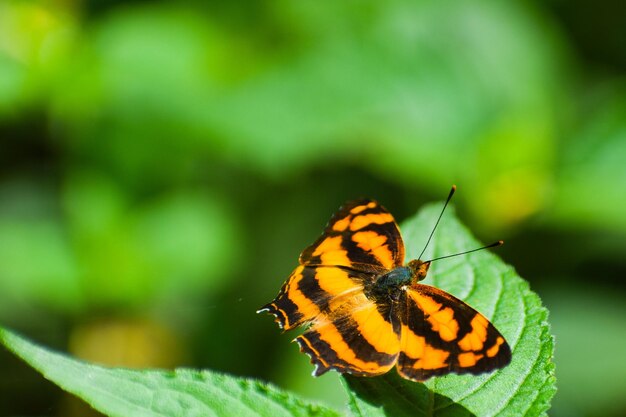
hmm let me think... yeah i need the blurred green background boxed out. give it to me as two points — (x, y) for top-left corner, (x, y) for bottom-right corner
(0, 0), (624, 416)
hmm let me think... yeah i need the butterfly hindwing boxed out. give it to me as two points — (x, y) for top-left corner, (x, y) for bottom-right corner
(397, 284), (511, 381)
(260, 263), (402, 375)
(296, 291), (401, 377)
(299, 199), (405, 272)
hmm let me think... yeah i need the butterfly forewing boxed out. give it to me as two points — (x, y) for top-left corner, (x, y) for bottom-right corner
(397, 284), (511, 381)
(259, 265), (368, 330)
(299, 199), (405, 272)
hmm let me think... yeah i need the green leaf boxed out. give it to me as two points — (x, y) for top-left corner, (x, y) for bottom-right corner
(343, 203), (555, 417)
(0, 328), (340, 417)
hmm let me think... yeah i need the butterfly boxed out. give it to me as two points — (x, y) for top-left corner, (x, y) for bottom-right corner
(258, 192), (511, 381)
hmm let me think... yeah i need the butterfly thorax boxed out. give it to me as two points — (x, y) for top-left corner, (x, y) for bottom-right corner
(367, 260), (430, 302)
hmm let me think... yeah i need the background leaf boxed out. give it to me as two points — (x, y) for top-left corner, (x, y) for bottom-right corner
(550, 83), (626, 232)
(0, 327), (341, 417)
(344, 203), (555, 417)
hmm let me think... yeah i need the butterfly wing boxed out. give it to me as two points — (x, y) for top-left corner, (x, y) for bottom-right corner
(299, 199), (405, 273)
(260, 199), (406, 376)
(397, 284), (511, 381)
(295, 286), (401, 377)
(259, 264), (401, 376)
(258, 264), (364, 330)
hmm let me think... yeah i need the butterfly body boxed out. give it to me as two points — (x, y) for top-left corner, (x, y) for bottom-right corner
(367, 265), (413, 301)
(259, 199), (511, 381)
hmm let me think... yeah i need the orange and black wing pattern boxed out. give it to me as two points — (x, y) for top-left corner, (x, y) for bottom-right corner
(299, 199), (405, 272)
(259, 198), (511, 381)
(259, 200), (404, 375)
(397, 284), (511, 381)
(295, 286), (401, 377)
(258, 263), (401, 376)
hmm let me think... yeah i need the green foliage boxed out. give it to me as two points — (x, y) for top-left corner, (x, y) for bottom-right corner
(551, 84), (626, 231)
(0, 0), (574, 227)
(0, 174), (238, 312)
(0, 327), (340, 417)
(0, 205), (554, 416)
(544, 287), (626, 416)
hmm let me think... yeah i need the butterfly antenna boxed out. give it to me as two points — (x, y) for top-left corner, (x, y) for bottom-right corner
(418, 185), (456, 261)
(426, 240), (504, 263)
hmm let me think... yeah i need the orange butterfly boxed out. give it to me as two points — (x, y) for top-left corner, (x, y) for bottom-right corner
(259, 187), (511, 381)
